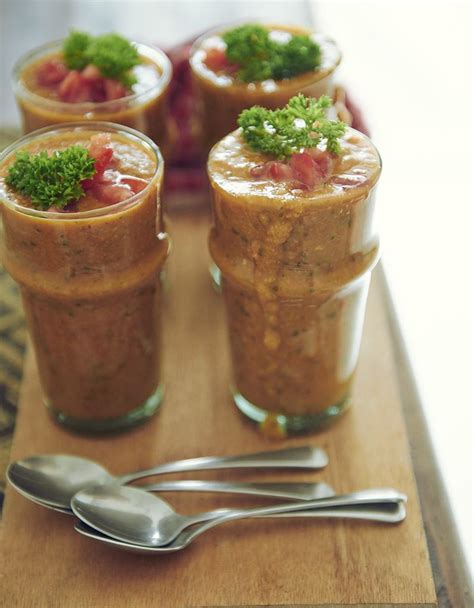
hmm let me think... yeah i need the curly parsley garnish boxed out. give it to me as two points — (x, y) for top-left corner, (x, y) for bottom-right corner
(238, 94), (346, 159)
(222, 24), (321, 82)
(6, 146), (96, 210)
(63, 31), (91, 71)
(63, 30), (140, 87)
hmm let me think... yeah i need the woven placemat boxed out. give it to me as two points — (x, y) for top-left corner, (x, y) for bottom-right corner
(0, 128), (25, 513)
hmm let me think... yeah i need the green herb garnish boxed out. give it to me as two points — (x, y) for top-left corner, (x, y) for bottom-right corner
(63, 30), (140, 87)
(6, 146), (96, 210)
(222, 24), (321, 82)
(63, 31), (92, 71)
(238, 94), (346, 159)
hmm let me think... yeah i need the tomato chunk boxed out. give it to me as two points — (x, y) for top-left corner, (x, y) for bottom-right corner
(81, 64), (102, 81)
(250, 150), (334, 189)
(42, 60), (129, 103)
(92, 183), (133, 205)
(290, 150), (334, 188)
(307, 148), (334, 180)
(104, 79), (128, 101)
(249, 164), (267, 178)
(267, 161), (293, 180)
(250, 161), (292, 180)
(203, 47), (239, 73)
(331, 174), (368, 187)
(89, 134), (113, 170)
(58, 71), (91, 103)
(119, 176), (148, 194)
(290, 152), (318, 188)
(37, 59), (69, 86)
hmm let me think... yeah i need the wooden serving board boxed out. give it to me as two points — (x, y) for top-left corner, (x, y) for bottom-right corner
(0, 216), (437, 608)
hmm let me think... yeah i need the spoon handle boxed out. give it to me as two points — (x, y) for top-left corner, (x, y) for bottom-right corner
(140, 480), (334, 501)
(180, 490), (407, 547)
(118, 446), (328, 484)
(183, 488), (406, 528)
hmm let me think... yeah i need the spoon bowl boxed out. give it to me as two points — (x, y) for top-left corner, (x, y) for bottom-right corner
(8, 446), (327, 511)
(7, 455), (112, 510)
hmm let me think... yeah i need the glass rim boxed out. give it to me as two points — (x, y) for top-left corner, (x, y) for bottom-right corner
(12, 39), (172, 113)
(207, 125), (382, 202)
(0, 121), (164, 220)
(189, 20), (342, 85)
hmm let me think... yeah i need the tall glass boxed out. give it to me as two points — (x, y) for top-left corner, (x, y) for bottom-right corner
(12, 41), (172, 157)
(208, 128), (381, 436)
(190, 23), (342, 155)
(0, 123), (169, 432)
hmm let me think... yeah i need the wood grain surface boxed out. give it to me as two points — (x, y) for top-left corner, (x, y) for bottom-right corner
(0, 216), (437, 608)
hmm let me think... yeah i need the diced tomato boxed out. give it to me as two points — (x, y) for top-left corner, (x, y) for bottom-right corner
(250, 150), (334, 189)
(250, 161), (292, 180)
(88, 134), (114, 176)
(82, 170), (115, 191)
(81, 64), (102, 81)
(250, 164), (267, 178)
(89, 132), (112, 151)
(82, 65), (113, 102)
(81, 178), (95, 191)
(81, 134), (116, 191)
(331, 174), (368, 187)
(88, 79), (107, 103)
(306, 148), (334, 181)
(104, 79), (128, 101)
(58, 71), (91, 103)
(267, 161), (293, 180)
(55, 64), (127, 103)
(290, 150), (334, 188)
(92, 183), (133, 205)
(119, 176), (148, 194)
(203, 48), (233, 72)
(37, 59), (69, 86)
(290, 152), (318, 188)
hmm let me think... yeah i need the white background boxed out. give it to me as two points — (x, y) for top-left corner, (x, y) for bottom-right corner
(0, 0), (472, 574)
(313, 0), (473, 572)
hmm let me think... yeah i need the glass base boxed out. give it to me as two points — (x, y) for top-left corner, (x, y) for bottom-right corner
(209, 262), (222, 293)
(232, 388), (350, 437)
(45, 384), (164, 434)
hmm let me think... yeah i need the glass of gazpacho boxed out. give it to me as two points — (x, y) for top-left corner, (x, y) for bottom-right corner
(208, 95), (381, 436)
(190, 23), (341, 155)
(12, 32), (172, 156)
(0, 122), (169, 432)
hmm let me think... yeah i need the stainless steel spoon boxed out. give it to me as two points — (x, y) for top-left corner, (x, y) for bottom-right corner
(75, 498), (407, 555)
(7, 446), (328, 511)
(71, 485), (407, 548)
(11, 479), (335, 515)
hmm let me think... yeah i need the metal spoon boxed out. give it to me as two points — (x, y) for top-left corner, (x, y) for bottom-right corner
(75, 498), (407, 555)
(71, 484), (407, 548)
(7, 446), (328, 511)
(11, 479), (335, 515)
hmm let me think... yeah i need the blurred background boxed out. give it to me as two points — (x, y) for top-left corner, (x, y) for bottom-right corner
(0, 0), (472, 571)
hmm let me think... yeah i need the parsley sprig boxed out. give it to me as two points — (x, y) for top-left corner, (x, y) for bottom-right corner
(6, 146), (96, 210)
(238, 94), (346, 159)
(222, 24), (321, 82)
(63, 31), (140, 87)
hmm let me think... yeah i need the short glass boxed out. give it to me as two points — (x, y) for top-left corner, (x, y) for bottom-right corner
(12, 41), (172, 157)
(208, 128), (381, 436)
(190, 23), (342, 155)
(0, 122), (169, 433)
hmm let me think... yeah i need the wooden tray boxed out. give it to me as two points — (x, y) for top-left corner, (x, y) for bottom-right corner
(0, 215), (437, 608)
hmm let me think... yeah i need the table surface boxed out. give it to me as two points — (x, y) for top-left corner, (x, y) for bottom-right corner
(0, 0), (472, 587)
